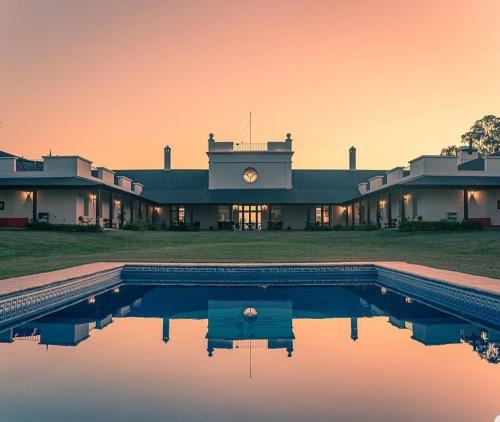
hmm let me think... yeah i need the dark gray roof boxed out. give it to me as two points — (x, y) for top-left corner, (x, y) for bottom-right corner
(0, 176), (150, 200)
(0, 177), (100, 188)
(114, 169), (386, 204)
(399, 175), (500, 187)
(457, 157), (484, 171)
(0, 151), (43, 171)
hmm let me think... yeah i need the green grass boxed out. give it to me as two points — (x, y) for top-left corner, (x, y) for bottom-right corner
(0, 229), (499, 280)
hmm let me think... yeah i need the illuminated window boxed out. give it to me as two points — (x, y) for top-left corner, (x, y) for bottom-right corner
(315, 206), (330, 225)
(171, 206), (185, 224)
(243, 167), (258, 183)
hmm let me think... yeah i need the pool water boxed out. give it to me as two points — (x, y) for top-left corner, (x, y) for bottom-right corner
(0, 284), (498, 422)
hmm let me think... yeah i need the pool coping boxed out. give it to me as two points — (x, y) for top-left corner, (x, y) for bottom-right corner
(1, 261), (499, 298)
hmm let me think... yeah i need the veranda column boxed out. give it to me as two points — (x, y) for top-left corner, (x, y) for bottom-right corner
(129, 198), (134, 222)
(32, 190), (38, 222)
(345, 205), (349, 225)
(387, 191), (392, 224)
(463, 189), (469, 220)
(367, 199), (371, 224)
(400, 191), (406, 221)
(351, 204), (355, 226)
(96, 189), (101, 223)
(109, 193), (113, 224)
(120, 199), (124, 227)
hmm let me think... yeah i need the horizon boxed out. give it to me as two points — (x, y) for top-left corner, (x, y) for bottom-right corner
(1, 0), (499, 170)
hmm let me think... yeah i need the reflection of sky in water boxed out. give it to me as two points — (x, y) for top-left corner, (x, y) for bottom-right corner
(0, 285), (499, 422)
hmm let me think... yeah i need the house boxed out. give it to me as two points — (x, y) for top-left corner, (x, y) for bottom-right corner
(1, 133), (499, 229)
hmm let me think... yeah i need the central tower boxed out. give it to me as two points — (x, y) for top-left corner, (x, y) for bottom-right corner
(207, 133), (294, 190)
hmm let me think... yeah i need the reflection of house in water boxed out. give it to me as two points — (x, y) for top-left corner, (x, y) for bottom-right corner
(206, 300), (294, 357)
(1, 284), (498, 363)
(0, 285), (151, 346)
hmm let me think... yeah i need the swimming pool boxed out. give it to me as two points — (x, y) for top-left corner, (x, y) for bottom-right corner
(0, 266), (499, 421)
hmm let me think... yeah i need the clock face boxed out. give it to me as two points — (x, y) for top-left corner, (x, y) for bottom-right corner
(243, 167), (258, 183)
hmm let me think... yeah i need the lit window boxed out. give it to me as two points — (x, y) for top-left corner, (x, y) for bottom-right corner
(315, 206), (330, 225)
(243, 167), (258, 183)
(171, 206), (185, 225)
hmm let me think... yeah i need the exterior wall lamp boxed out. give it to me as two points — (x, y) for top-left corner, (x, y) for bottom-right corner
(25, 191), (33, 199)
(232, 204), (238, 211)
(469, 191), (476, 200)
(405, 297), (413, 304)
(379, 200), (386, 210)
(261, 204), (268, 211)
(90, 193), (96, 203)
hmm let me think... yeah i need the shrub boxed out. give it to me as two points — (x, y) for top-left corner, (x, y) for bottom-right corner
(123, 219), (163, 231)
(168, 223), (200, 231)
(305, 223), (377, 231)
(399, 220), (483, 232)
(332, 223), (377, 231)
(26, 222), (102, 233)
(305, 222), (331, 231)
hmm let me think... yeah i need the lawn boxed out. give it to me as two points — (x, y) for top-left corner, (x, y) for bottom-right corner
(0, 229), (499, 280)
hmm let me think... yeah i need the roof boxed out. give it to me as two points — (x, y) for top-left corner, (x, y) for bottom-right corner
(399, 175), (500, 187)
(0, 177), (101, 188)
(114, 169), (386, 204)
(457, 157), (485, 171)
(0, 176), (151, 200)
(0, 150), (44, 171)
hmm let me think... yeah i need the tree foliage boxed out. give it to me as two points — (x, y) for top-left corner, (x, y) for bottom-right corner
(440, 115), (500, 156)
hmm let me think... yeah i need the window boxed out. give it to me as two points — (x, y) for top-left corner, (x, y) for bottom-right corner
(412, 197), (418, 219)
(243, 167), (258, 183)
(497, 200), (500, 210)
(171, 206), (185, 225)
(0, 201), (4, 211)
(270, 206), (283, 223)
(217, 206), (231, 222)
(315, 206), (330, 225)
(83, 197), (90, 217)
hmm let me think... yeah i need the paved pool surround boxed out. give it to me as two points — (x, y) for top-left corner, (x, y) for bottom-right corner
(1, 262), (499, 330)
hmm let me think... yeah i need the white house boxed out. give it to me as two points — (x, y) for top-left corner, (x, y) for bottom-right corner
(1, 134), (499, 229)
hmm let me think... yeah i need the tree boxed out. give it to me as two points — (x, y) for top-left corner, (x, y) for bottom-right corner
(440, 145), (459, 156)
(440, 115), (500, 156)
(461, 115), (500, 155)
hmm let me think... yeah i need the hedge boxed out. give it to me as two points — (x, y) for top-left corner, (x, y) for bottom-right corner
(305, 222), (377, 231)
(399, 220), (483, 232)
(26, 222), (103, 233)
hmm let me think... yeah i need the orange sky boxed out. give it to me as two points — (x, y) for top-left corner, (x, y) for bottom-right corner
(1, 0), (499, 170)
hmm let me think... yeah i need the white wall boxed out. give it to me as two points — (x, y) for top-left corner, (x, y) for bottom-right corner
(208, 150), (293, 189)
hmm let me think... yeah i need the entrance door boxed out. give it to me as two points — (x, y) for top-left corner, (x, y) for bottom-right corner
(237, 205), (262, 230)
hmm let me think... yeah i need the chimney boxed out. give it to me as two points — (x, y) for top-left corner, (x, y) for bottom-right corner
(349, 146), (356, 171)
(164, 146), (171, 171)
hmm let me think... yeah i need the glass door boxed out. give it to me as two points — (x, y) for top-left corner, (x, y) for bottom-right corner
(236, 205), (262, 230)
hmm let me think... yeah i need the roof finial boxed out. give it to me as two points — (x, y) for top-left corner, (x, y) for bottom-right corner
(286, 133), (292, 141)
(208, 133), (214, 142)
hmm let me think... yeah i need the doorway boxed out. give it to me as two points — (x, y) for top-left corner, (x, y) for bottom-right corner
(236, 205), (262, 230)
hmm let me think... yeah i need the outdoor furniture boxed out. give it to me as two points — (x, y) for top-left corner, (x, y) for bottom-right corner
(384, 219), (397, 229)
(78, 216), (92, 225)
(103, 218), (117, 228)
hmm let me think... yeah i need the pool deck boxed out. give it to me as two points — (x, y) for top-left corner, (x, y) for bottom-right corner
(0, 261), (499, 298)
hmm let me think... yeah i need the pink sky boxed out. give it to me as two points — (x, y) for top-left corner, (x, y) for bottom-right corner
(1, 0), (499, 170)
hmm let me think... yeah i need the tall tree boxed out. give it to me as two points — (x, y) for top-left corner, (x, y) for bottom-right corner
(461, 115), (500, 155)
(440, 145), (459, 156)
(440, 115), (500, 156)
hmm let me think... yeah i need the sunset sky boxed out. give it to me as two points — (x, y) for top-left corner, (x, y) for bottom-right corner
(1, 0), (499, 170)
